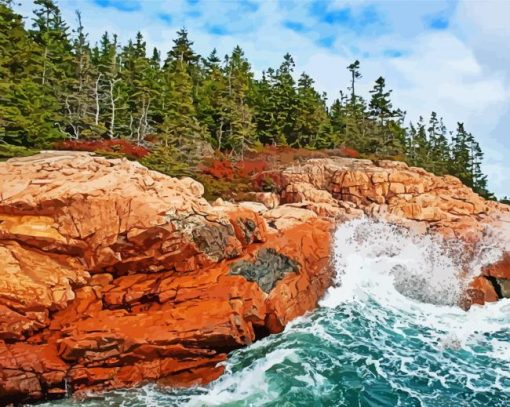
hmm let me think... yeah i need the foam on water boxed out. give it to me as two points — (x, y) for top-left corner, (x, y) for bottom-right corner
(47, 218), (510, 407)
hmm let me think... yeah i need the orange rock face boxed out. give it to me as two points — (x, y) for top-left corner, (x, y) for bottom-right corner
(483, 252), (510, 279)
(1, 152), (508, 403)
(468, 276), (499, 305)
(269, 157), (509, 239)
(0, 152), (333, 404)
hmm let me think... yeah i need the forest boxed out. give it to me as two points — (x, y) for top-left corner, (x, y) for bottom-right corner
(0, 0), (493, 198)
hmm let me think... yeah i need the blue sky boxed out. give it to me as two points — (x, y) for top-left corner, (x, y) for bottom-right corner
(15, 0), (510, 196)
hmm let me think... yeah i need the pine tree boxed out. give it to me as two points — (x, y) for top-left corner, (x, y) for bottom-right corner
(466, 130), (490, 197)
(163, 28), (199, 68)
(427, 112), (450, 175)
(293, 73), (332, 148)
(273, 53), (298, 144)
(63, 10), (103, 139)
(450, 122), (471, 185)
(120, 32), (159, 144)
(0, 0), (63, 146)
(197, 49), (227, 150)
(405, 117), (430, 169)
(160, 56), (207, 159)
(347, 60), (361, 105)
(329, 91), (349, 146)
(252, 69), (277, 145)
(368, 76), (405, 157)
(31, 0), (74, 136)
(221, 46), (257, 156)
(94, 32), (124, 139)
(344, 60), (368, 151)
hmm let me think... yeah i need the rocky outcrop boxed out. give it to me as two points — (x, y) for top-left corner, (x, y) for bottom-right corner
(260, 157), (508, 236)
(0, 152), (332, 404)
(1, 152), (508, 403)
(255, 157), (510, 305)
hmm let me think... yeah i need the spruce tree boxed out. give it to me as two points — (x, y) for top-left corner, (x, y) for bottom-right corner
(294, 73), (332, 148)
(427, 112), (450, 175)
(344, 60), (368, 152)
(0, 0), (63, 146)
(406, 117), (430, 169)
(368, 76), (405, 157)
(273, 53), (298, 144)
(221, 46), (257, 156)
(160, 32), (207, 159)
(252, 69), (277, 145)
(197, 49), (227, 150)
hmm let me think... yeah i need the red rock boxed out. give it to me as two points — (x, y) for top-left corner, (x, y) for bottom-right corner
(0, 153), (334, 404)
(0, 151), (508, 404)
(484, 253), (510, 279)
(469, 276), (499, 304)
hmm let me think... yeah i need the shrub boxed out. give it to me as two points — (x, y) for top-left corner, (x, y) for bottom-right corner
(54, 139), (150, 159)
(140, 146), (191, 178)
(0, 144), (39, 159)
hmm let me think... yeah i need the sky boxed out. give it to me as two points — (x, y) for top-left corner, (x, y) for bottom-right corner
(14, 0), (510, 197)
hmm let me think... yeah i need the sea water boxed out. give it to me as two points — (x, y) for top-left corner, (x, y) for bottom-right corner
(45, 219), (510, 407)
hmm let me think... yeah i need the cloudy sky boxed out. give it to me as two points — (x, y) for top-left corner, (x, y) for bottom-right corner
(15, 0), (510, 196)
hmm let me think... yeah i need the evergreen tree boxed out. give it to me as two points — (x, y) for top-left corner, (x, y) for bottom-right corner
(347, 60), (361, 104)
(0, 0), (62, 146)
(252, 69), (277, 145)
(221, 46), (257, 156)
(272, 53), (298, 144)
(95, 32), (124, 139)
(197, 49), (227, 150)
(344, 60), (368, 151)
(329, 91), (348, 144)
(427, 112), (450, 175)
(121, 32), (159, 143)
(450, 122), (472, 186)
(294, 73), (333, 148)
(160, 42), (207, 158)
(466, 129), (490, 197)
(406, 117), (430, 169)
(368, 76), (405, 157)
(163, 28), (199, 68)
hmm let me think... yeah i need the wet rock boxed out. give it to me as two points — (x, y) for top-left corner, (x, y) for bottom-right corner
(496, 278), (510, 298)
(484, 252), (510, 279)
(230, 248), (299, 293)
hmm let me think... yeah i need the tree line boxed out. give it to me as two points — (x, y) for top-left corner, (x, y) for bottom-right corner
(0, 0), (492, 197)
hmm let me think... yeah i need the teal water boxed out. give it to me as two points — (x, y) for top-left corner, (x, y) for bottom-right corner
(45, 219), (510, 407)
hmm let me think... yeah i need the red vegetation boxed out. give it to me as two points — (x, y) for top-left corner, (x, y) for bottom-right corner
(197, 147), (361, 199)
(336, 146), (360, 158)
(199, 159), (269, 181)
(236, 160), (268, 178)
(54, 139), (150, 159)
(199, 159), (235, 180)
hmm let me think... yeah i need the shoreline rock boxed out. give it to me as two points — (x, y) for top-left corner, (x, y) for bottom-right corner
(0, 152), (508, 404)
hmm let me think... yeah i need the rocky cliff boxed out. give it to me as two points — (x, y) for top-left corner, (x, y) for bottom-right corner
(0, 152), (508, 404)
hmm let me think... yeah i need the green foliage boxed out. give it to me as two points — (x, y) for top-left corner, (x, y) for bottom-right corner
(140, 146), (191, 177)
(500, 196), (510, 205)
(0, 0), (495, 197)
(0, 143), (39, 159)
